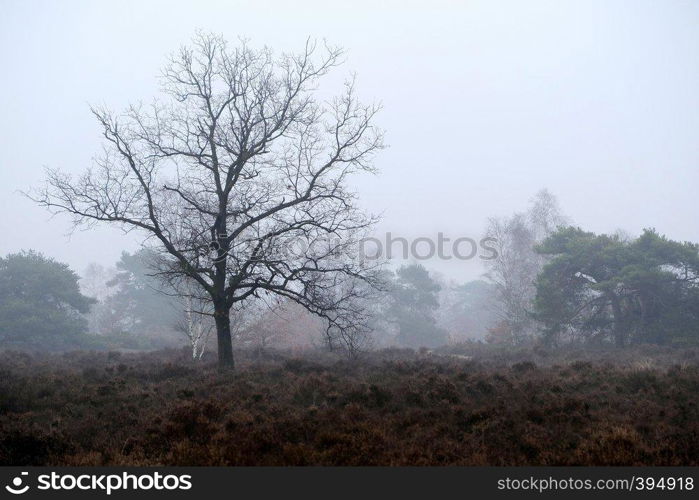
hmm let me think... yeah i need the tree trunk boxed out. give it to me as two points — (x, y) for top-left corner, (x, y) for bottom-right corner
(609, 293), (626, 348)
(214, 307), (234, 369)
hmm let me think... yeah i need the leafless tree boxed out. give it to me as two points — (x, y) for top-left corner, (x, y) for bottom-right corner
(79, 263), (117, 302)
(483, 189), (568, 343)
(30, 33), (385, 368)
(175, 294), (214, 361)
(237, 297), (322, 352)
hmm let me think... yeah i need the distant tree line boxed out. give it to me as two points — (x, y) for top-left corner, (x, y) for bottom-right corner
(21, 33), (699, 365)
(1, 192), (698, 353)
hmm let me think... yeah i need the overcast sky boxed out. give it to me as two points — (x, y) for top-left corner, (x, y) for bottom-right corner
(1, 0), (697, 281)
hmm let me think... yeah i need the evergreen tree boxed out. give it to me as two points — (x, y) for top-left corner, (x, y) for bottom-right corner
(0, 251), (96, 350)
(388, 264), (448, 348)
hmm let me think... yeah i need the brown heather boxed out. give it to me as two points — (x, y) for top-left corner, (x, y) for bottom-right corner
(0, 344), (697, 466)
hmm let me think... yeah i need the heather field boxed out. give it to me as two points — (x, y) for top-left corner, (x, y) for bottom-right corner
(1, 345), (697, 466)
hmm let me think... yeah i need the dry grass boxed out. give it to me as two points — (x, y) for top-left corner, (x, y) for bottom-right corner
(0, 345), (698, 465)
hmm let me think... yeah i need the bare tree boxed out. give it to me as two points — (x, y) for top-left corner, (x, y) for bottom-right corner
(31, 33), (384, 368)
(237, 297), (323, 352)
(484, 213), (539, 343)
(79, 263), (116, 302)
(483, 189), (568, 344)
(175, 294), (214, 361)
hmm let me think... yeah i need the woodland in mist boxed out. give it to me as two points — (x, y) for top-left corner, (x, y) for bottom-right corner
(2, 30), (698, 467)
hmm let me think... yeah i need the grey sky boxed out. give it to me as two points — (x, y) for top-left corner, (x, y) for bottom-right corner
(1, 0), (697, 281)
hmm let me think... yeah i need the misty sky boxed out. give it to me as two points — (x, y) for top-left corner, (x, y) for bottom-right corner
(1, 0), (697, 281)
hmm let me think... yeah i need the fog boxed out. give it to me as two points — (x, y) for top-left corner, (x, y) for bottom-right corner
(3, 1), (699, 471)
(1, 0), (698, 282)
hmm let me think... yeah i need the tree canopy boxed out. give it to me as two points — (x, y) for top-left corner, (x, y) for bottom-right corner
(534, 228), (699, 346)
(0, 251), (96, 350)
